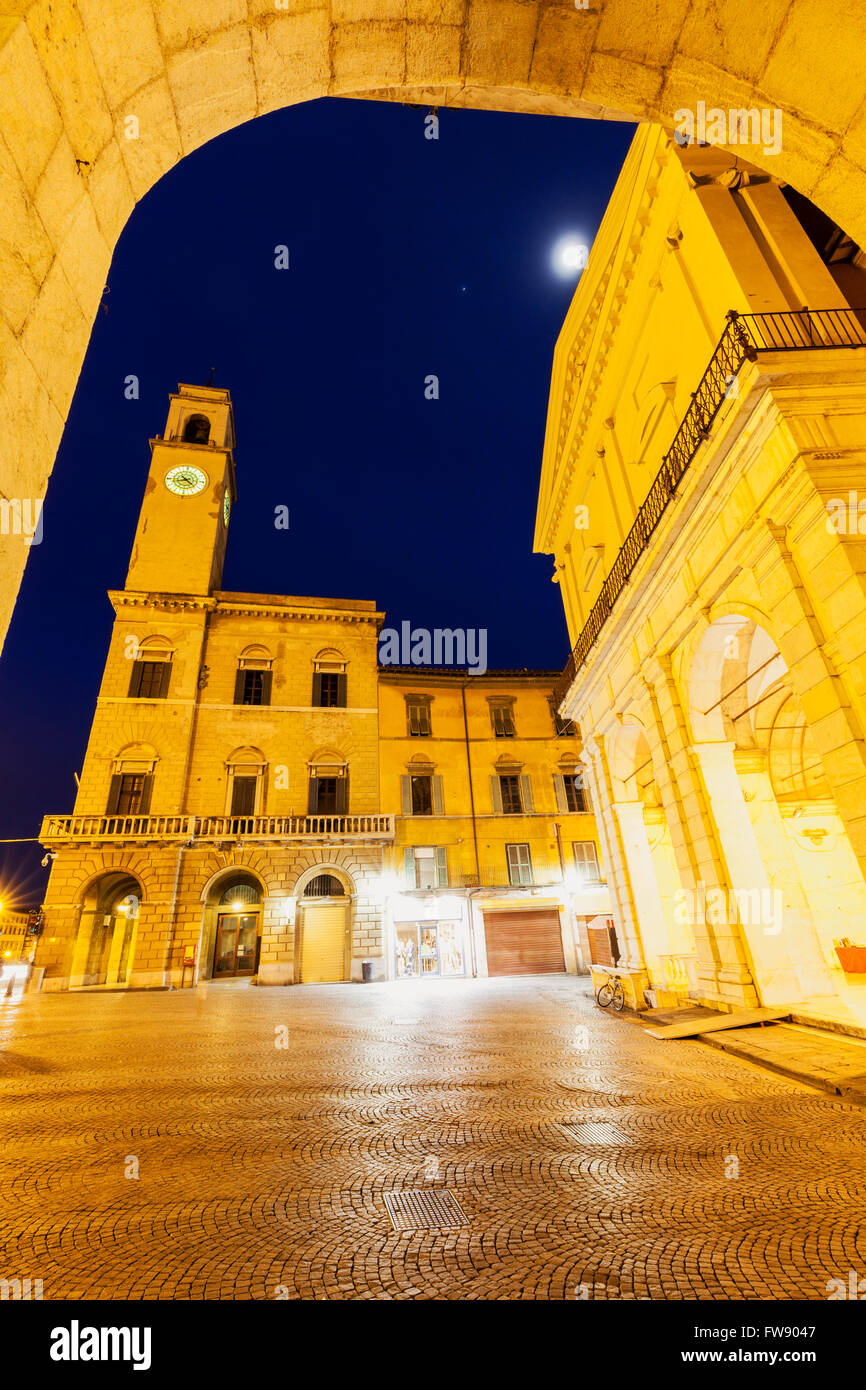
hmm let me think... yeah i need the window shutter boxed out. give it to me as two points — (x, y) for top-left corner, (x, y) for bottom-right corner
(312, 672), (323, 706)
(106, 774), (122, 814)
(233, 669), (245, 705)
(158, 661), (172, 699)
(307, 777), (319, 814)
(435, 846), (448, 887)
(403, 847), (417, 888)
(335, 776), (348, 813)
(519, 774), (534, 813)
(401, 776), (412, 816)
(432, 775), (444, 815)
(259, 670), (273, 706)
(578, 771), (592, 812)
(138, 774), (153, 815)
(128, 661), (143, 698)
(335, 673), (347, 707)
(490, 776), (503, 814)
(554, 774), (567, 814)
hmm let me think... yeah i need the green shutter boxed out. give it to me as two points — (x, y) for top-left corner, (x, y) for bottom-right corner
(554, 774), (567, 813)
(128, 661), (143, 698)
(519, 774), (534, 813)
(335, 673), (347, 707)
(260, 670), (273, 706)
(311, 672), (323, 706)
(158, 662), (172, 699)
(106, 774), (122, 814)
(401, 776), (412, 816)
(490, 776), (503, 814)
(335, 776), (348, 813)
(138, 774), (153, 815)
(403, 847), (417, 888)
(307, 778), (318, 814)
(435, 846), (448, 887)
(233, 668), (245, 704)
(432, 775), (444, 815)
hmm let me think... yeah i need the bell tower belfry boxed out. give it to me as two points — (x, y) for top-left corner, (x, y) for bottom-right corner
(125, 384), (237, 595)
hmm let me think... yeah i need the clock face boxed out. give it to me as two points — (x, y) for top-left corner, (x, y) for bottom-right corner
(223, 488), (231, 526)
(165, 465), (208, 497)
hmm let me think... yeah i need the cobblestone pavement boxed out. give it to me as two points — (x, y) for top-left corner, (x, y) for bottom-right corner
(1, 975), (865, 1300)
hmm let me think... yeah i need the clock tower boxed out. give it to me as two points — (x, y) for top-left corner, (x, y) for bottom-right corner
(125, 384), (237, 595)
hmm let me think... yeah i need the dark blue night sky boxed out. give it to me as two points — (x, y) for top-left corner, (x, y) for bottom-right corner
(0, 98), (633, 907)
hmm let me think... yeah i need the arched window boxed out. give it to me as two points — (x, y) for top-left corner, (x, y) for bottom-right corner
(312, 649), (347, 707)
(554, 761), (591, 813)
(234, 645), (273, 706)
(218, 880), (261, 908)
(107, 744), (158, 816)
(226, 747), (266, 817)
(308, 750), (348, 814)
(303, 874), (345, 898)
(128, 635), (173, 699)
(183, 413), (210, 445)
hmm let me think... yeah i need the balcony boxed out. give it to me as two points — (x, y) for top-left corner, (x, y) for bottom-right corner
(554, 307), (866, 707)
(40, 813), (396, 846)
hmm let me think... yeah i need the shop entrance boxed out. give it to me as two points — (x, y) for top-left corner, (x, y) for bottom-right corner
(395, 921), (464, 979)
(211, 880), (261, 979)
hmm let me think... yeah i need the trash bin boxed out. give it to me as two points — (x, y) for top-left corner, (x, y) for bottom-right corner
(361, 960), (374, 983)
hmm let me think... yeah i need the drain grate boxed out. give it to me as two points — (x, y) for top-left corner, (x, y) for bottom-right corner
(383, 1189), (470, 1232)
(558, 1120), (633, 1145)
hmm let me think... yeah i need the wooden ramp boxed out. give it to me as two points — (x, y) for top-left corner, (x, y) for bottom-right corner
(643, 1005), (791, 1040)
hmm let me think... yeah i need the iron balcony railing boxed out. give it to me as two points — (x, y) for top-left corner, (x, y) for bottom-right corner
(553, 307), (866, 708)
(40, 813), (396, 845)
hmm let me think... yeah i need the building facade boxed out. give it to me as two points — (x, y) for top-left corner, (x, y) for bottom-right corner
(535, 124), (866, 1029)
(34, 386), (610, 992)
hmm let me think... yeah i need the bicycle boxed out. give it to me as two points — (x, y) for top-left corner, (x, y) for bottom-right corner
(595, 972), (625, 1011)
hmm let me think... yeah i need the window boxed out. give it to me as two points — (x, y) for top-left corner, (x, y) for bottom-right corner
(230, 775), (257, 816)
(308, 774), (348, 814)
(573, 841), (601, 883)
(490, 772), (533, 815)
(506, 843), (533, 886)
(303, 874), (344, 897)
(401, 772), (444, 816)
(183, 413), (210, 444)
(490, 701), (516, 737)
(556, 771), (591, 813)
(235, 669), (269, 705)
(405, 696), (432, 737)
(312, 650), (347, 707)
(107, 772), (152, 815)
(234, 648), (273, 706)
(128, 659), (171, 699)
(403, 846), (448, 889)
(553, 711), (577, 736)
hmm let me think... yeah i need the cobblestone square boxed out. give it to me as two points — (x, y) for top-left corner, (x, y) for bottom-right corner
(1, 976), (865, 1301)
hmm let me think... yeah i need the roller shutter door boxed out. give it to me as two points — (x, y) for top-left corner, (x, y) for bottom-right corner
(483, 909), (565, 977)
(300, 903), (347, 982)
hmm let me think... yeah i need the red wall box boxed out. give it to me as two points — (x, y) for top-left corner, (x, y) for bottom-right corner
(835, 945), (866, 973)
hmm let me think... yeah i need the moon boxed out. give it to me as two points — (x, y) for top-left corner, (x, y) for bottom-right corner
(552, 234), (589, 278)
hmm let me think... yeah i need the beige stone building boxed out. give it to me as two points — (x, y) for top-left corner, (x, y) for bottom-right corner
(536, 124), (866, 1029)
(33, 385), (610, 992)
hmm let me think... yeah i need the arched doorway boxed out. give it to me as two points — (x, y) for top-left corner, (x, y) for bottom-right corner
(211, 876), (262, 979)
(298, 872), (350, 984)
(71, 872), (141, 988)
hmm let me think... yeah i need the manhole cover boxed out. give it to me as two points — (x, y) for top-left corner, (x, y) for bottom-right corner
(383, 1189), (470, 1232)
(558, 1120), (633, 1145)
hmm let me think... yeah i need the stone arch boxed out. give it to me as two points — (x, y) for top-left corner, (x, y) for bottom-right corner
(2, 1), (865, 655)
(196, 863), (268, 982)
(291, 862), (356, 900)
(69, 866), (145, 988)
